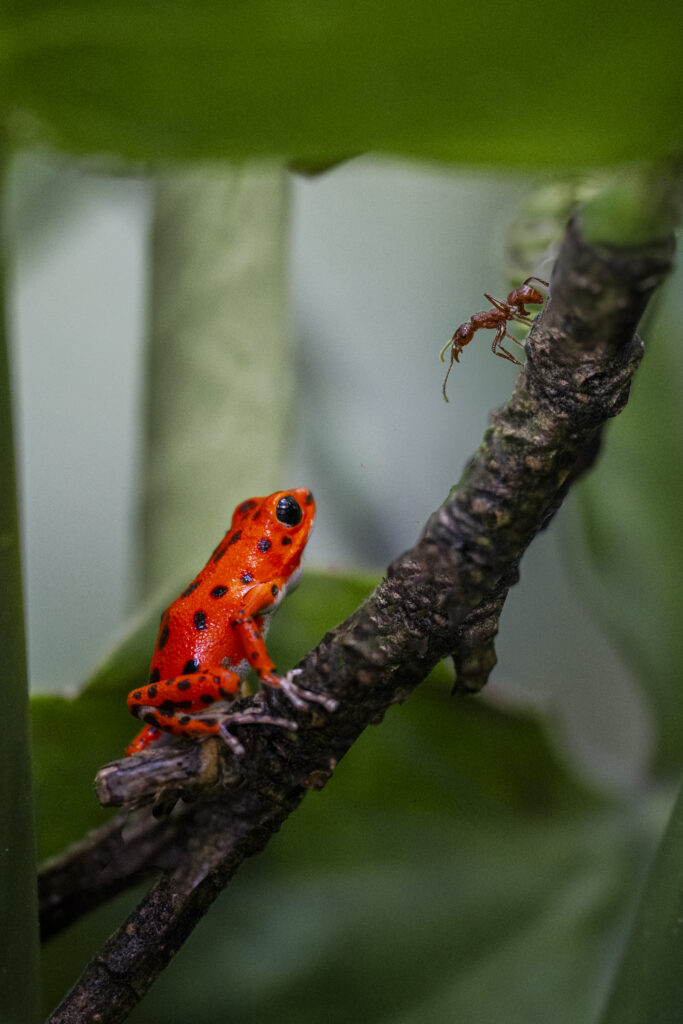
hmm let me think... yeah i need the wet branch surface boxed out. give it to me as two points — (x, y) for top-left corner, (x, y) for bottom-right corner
(44, 217), (674, 1023)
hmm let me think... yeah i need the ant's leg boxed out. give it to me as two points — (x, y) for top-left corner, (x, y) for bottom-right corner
(496, 344), (522, 364)
(504, 328), (526, 350)
(510, 311), (535, 325)
(523, 276), (548, 288)
(492, 326), (522, 365)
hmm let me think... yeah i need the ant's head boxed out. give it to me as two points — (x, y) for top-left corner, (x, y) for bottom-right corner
(518, 276), (548, 307)
(517, 284), (544, 306)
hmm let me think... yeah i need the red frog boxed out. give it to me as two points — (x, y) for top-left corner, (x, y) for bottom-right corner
(126, 488), (332, 756)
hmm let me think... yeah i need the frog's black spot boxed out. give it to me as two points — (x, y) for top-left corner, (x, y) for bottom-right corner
(149, 668), (161, 684)
(176, 700), (193, 710)
(182, 658), (200, 674)
(281, 536), (292, 546)
(219, 687), (235, 700)
(158, 625), (170, 650)
(179, 715), (191, 726)
(181, 579), (201, 598)
(147, 684), (158, 699)
(159, 701), (177, 717)
(132, 691), (142, 701)
(238, 500), (257, 516)
(250, 651), (258, 660)
(271, 584), (279, 596)
(213, 546), (227, 563)
(241, 572), (254, 584)
(276, 495), (303, 527)
(177, 680), (191, 691)
(252, 510), (261, 521)
(194, 611), (207, 631)
(258, 537), (271, 552)
(143, 712), (159, 727)
(227, 530), (242, 546)
(200, 694), (214, 705)
(211, 585), (228, 598)
(305, 491), (314, 505)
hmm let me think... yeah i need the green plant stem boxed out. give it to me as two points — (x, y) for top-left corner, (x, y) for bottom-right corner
(140, 165), (292, 597)
(0, 149), (40, 1023)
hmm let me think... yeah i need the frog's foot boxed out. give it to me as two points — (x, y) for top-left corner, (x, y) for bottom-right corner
(125, 723), (164, 756)
(269, 669), (339, 713)
(216, 708), (298, 756)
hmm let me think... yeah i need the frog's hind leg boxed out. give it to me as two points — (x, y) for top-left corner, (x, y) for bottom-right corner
(126, 666), (296, 755)
(126, 667), (242, 750)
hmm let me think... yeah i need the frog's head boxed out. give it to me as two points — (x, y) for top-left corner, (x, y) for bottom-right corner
(232, 488), (316, 583)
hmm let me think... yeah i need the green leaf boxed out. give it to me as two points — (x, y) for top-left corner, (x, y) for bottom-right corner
(3, 1), (682, 166)
(0, 162), (40, 1022)
(599, 777), (683, 1024)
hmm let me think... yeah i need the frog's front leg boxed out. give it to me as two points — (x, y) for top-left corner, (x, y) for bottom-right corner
(233, 588), (338, 713)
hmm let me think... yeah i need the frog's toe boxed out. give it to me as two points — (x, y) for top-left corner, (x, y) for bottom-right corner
(275, 670), (339, 713)
(216, 708), (298, 755)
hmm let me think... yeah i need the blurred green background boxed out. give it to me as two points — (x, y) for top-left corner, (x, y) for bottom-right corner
(2, 1), (682, 1019)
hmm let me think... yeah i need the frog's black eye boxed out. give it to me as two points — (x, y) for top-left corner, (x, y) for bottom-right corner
(276, 495), (303, 527)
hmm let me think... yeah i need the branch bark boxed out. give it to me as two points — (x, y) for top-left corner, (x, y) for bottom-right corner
(45, 216), (675, 1023)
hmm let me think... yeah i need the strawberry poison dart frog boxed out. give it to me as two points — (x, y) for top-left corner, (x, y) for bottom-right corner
(126, 489), (329, 756)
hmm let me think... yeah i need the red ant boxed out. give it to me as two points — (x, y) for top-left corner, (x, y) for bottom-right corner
(440, 277), (548, 402)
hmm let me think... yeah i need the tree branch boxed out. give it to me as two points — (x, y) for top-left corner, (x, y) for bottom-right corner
(45, 216), (674, 1024)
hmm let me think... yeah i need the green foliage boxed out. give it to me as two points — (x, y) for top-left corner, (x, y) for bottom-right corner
(6, 2), (682, 1019)
(2, 0), (682, 166)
